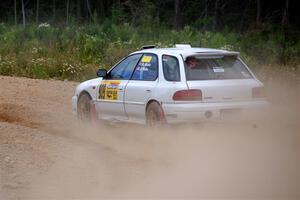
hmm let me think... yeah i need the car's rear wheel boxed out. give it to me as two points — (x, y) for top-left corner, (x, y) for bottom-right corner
(146, 101), (165, 127)
(77, 92), (96, 123)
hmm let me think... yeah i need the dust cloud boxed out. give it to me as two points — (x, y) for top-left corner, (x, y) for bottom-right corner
(0, 75), (299, 200)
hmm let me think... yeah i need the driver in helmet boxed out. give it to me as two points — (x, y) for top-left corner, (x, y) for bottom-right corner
(186, 56), (200, 69)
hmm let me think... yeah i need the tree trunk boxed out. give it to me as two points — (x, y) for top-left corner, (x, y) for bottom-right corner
(86, 0), (92, 22)
(14, 0), (17, 25)
(239, 0), (251, 31)
(280, 0), (289, 65)
(213, 0), (220, 31)
(77, 0), (81, 22)
(52, 0), (56, 21)
(281, 0), (289, 27)
(203, 0), (209, 30)
(98, 0), (104, 20)
(256, 0), (261, 25)
(36, 0), (39, 24)
(156, 1), (161, 24)
(174, 0), (181, 30)
(204, 0), (209, 19)
(66, 0), (70, 25)
(21, 0), (26, 27)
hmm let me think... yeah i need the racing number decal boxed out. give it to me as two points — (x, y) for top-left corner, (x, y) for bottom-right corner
(135, 55), (152, 73)
(98, 80), (121, 100)
(141, 55), (152, 63)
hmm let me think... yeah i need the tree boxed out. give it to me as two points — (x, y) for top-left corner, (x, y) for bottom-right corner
(174, 0), (181, 30)
(86, 0), (92, 22)
(281, 0), (289, 27)
(256, 0), (261, 25)
(36, 0), (39, 23)
(14, 0), (17, 25)
(66, 0), (70, 25)
(204, 0), (209, 19)
(21, 0), (26, 27)
(213, 0), (220, 30)
(0, 0), (297, 32)
(52, 0), (56, 21)
(77, 0), (81, 22)
(239, 0), (251, 31)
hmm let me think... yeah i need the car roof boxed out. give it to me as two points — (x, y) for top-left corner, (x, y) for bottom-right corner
(131, 45), (239, 59)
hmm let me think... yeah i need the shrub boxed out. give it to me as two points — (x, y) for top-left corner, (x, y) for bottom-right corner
(0, 23), (299, 81)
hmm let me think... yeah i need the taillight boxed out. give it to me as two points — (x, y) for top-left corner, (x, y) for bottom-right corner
(252, 86), (265, 98)
(173, 89), (202, 101)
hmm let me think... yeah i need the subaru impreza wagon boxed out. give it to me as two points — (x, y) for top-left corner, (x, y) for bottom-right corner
(72, 44), (268, 126)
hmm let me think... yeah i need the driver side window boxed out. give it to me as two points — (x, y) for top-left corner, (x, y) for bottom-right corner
(109, 54), (142, 80)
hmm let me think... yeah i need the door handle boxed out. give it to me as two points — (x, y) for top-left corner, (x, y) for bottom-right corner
(118, 87), (123, 91)
(146, 89), (151, 92)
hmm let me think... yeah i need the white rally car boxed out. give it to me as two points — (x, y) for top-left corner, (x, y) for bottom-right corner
(72, 44), (268, 126)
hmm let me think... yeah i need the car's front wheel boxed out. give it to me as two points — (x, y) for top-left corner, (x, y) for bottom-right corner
(77, 92), (96, 123)
(146, 101), (165, 127)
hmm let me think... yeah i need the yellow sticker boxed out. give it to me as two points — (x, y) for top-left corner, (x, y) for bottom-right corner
(141, 55), (152, 63)
(98, 80), (121, 100)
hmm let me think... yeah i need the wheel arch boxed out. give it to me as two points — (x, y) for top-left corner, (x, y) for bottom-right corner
(145, 99), (167, 125)
(77, 90), (92, 107)
(78, 90), (92, 98)
(145, 99), (166, 119)
(145, 99), (160, 113)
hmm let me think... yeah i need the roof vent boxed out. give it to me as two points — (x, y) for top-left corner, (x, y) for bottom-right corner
(141, 45), (156, 50)
(175, 44), (191, 49)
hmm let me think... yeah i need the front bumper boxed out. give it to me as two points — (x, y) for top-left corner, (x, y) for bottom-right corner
(162, 99), (269, 123)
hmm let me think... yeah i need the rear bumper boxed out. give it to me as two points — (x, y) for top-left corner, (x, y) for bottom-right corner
(162, 99), (269, 123)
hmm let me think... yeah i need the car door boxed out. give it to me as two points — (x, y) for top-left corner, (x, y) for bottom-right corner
(124, 53), (159, 123)
(96, 54), (142, 121)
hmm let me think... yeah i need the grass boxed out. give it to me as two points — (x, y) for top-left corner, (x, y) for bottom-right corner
(0, 22), (299, 81)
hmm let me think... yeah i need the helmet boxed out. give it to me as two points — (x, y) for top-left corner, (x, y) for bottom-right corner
(186, 57), (199, 69)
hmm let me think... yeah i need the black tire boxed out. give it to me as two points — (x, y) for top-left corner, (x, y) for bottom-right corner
(77, 93), (93, 123)
(146, 101), (164, 127)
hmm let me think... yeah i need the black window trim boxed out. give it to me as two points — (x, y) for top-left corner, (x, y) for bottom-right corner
(162, 54), (181, 82)
(130, 52), (159, 81)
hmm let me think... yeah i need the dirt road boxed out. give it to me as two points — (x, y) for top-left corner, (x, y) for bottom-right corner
(0, 75), (299, 199)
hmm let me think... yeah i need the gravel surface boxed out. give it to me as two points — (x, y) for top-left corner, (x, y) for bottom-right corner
(0, 75), (299, 200)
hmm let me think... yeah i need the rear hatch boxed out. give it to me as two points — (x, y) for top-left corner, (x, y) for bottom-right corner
(184, 54), (262, 102)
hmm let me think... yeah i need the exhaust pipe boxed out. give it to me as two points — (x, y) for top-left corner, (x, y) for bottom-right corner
(205, 111), (212, 119)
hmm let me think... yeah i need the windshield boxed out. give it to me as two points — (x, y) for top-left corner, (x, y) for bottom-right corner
(184, 55), (253, 80)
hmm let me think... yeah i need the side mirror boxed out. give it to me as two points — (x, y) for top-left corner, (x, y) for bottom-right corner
(96, 69), (107, 78)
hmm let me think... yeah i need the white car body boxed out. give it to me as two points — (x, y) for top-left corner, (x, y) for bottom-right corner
(72, 45), (268, 124)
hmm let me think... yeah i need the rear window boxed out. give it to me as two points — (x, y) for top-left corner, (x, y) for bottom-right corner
(185, 56), (253, 80)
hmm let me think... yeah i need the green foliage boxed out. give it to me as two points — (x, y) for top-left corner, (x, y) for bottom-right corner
(0, 23), (299, 81)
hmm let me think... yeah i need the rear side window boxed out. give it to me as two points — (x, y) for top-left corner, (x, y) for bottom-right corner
(162, 55), (180, 82)
(185, 56), (253, 80)
(131, 54), (158, 81)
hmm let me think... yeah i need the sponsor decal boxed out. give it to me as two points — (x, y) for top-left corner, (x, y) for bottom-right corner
(98, 80), (121, 100)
